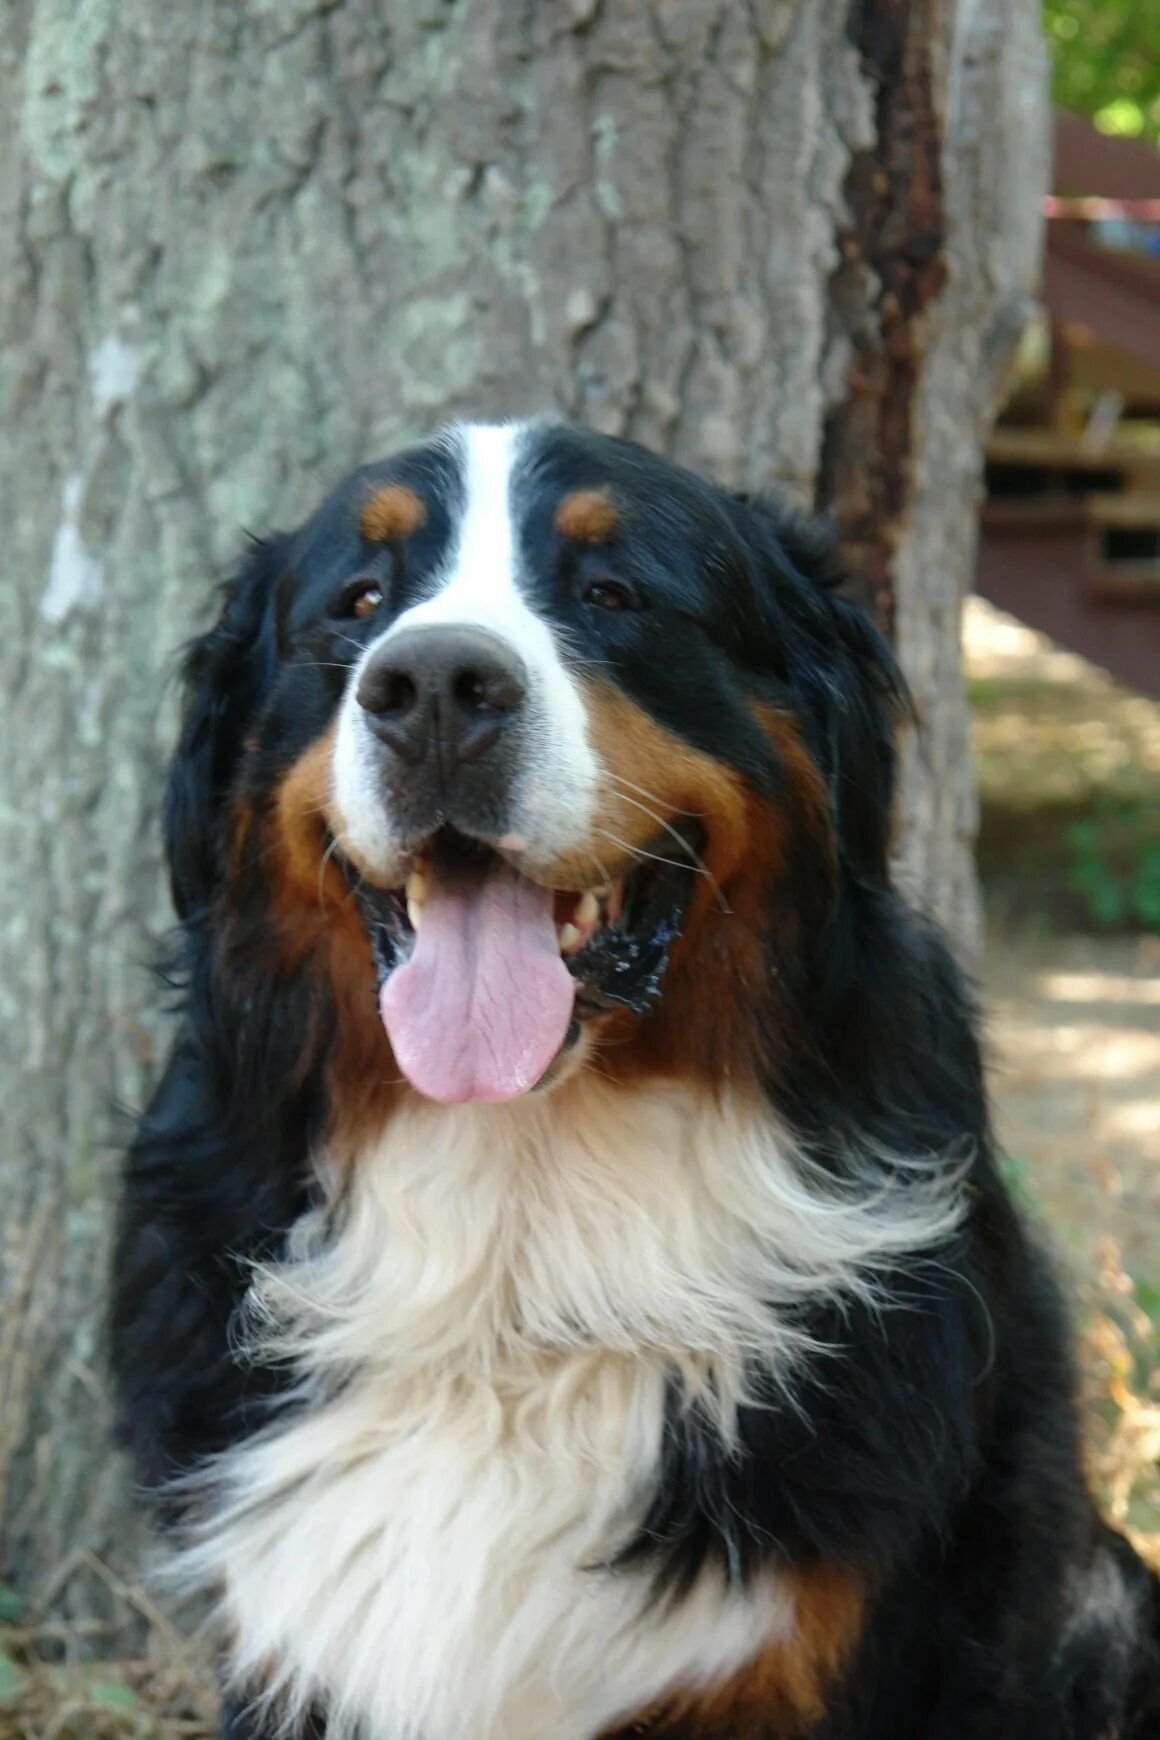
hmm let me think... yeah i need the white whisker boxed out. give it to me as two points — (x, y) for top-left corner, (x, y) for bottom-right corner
(318, 832), (346, 909)
(596, 829), (706, 878)
(601, 790), (731, 914)
(607, 772), (703, 820)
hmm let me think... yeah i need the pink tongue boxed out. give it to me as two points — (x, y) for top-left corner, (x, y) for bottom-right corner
(380, 859), (577, 1103)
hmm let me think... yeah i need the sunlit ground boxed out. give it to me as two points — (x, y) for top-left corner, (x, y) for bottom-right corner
(965, 597), (1160, 809)
(987, 936), (1160, 1275)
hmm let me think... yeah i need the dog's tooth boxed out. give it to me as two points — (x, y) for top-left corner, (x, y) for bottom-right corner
(406, 870), (428, 906)
(575, 891), (599, 927)
(407, 897), (423, 932)
(558, 922), (581, 953)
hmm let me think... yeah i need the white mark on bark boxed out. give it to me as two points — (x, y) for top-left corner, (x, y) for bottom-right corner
(41, 475), (104, 623)
(89, 335), (141, 418)
(564, 288), (599, 336)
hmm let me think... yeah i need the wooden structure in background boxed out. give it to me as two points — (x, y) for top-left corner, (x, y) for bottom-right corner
(977, 113), (1160, 697)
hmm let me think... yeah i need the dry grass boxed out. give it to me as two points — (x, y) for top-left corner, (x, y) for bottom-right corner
(1080, 1239), (1160, 1568)
(0, 1553), (216, 1740)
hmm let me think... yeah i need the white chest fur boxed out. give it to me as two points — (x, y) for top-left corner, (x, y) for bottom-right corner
(181, 1078), (961, 1740)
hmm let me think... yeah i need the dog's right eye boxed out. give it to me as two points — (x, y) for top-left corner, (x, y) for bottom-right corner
(583, 578), (636, 613)
(337, 581), (385, 620)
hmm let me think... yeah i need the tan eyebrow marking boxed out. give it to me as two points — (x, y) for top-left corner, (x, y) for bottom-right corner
(554, 487), (619, 545)
(359, 482), (427, 543)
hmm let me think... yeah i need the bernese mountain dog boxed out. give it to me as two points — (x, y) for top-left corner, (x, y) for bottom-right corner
(112, 421), (1160, 1740)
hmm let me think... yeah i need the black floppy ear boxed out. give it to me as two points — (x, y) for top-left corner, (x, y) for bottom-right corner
(807, 586), (910, 883)
(729, 495), (909, 884)
(164, 536), (287, 918)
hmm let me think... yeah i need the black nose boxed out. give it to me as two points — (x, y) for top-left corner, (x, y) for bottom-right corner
(357, 625), (528, 769)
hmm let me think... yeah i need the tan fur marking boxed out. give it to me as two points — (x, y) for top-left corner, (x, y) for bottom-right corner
(359, 482), (427, 544)
(229, 796), (256, 877)
(750, 702), (834, 856)
(607, 1565), (865, 1738)
(580, 681), (750, 885)
(262, 727), (398, 1144)
(554, 487), (619, 544)
(557, 682), (834, 1084)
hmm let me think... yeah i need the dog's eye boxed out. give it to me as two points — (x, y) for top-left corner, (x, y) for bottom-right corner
(583, 579), (634, 613)
(352, 586), (383, 619)
(339, 582), (384, 620)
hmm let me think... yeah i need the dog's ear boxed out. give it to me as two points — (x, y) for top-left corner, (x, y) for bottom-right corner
(803, 585), (910, 884)
(730, 496), (910, 884)
(165, 536), (287, 918)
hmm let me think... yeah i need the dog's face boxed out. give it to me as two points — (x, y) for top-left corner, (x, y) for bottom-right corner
(169, 421), (902, 1113)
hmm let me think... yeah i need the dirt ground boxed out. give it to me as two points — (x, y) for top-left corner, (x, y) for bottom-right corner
(967, 599), (1160, 1546)
(967, 594), (1159, 1285)
(983, 930), (1160, 1284)
(964, 598), (1160, 812)
(981, 928), (1160, 1548)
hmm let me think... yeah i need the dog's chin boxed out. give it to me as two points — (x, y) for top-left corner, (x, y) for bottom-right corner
(337, 822), (701, 1103)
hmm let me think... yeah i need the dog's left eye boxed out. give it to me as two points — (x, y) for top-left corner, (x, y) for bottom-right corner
(338, 582), (384, 620)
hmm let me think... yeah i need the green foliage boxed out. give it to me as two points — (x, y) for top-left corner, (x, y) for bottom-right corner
(1066, 806), (1160, 930)
(0, 1646), (28, 1704)
(1045, 0), (1160, 142)
(89, 1678), (140, 1711)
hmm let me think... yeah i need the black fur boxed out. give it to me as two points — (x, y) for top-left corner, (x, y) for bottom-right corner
(112, 424), (1160, 1738)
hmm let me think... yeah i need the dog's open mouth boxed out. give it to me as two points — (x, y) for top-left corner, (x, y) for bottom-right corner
(345, 827), (697, 1104)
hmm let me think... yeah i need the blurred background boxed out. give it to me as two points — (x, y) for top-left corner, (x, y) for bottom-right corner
(971, 0), (1160, 1578)
(0, 1), (1156, 1734)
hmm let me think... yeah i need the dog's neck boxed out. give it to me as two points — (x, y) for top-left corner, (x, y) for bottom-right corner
(251, 1072), (961, 1424)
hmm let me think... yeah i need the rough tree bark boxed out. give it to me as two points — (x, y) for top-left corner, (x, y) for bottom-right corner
(0, 0), (1047, 1633)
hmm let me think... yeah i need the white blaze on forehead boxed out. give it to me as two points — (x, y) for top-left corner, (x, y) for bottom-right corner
(397, 423), (587, 713)
(414, 422), (526, 630)
(332, 421), (600, 878)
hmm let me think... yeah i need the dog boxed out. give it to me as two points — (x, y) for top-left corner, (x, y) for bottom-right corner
(112, 421), (1160, 1739)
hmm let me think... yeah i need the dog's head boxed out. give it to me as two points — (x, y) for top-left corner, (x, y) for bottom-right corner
(169, 421), (905, 1119)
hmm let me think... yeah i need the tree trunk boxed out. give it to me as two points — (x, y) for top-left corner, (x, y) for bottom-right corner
(0, 0), (1047, 1635)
